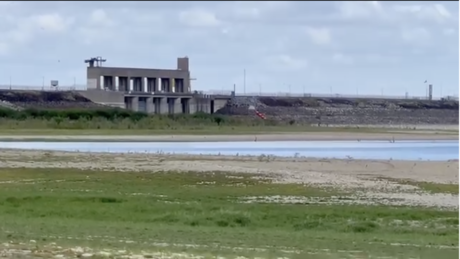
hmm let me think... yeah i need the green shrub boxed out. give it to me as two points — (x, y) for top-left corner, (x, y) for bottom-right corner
(0, 107), (279, 130)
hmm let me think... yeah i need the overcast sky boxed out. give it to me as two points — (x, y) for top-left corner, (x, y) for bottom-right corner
(0, 1), (458, 97)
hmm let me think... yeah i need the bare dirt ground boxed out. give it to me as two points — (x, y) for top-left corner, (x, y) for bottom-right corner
(0, 149), (458, 210)
(0, 131), (457, 142)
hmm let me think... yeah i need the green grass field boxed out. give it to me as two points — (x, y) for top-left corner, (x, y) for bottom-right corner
(0, 168), (457, 259)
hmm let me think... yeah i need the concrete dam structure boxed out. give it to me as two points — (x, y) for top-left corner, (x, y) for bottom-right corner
(81, 56), (229, 114)
(79, 89), (228, 115)
(0, 56), (457, 127)
(217, 96), (459, 127)
(0, 89), (457, 127)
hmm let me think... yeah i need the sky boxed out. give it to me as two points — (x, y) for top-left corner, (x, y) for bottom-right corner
(0, 1), (458, 98)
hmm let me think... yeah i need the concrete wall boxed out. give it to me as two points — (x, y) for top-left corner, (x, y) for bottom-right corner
(190, 97), (211, 114)
(124, 96), (195, 114)
(79, 89), (125, 108)
(213, 99), (228, 113)
(87, 67), (190, 93)
(79, 89), (231, 115)
(217, 96), (459, 126)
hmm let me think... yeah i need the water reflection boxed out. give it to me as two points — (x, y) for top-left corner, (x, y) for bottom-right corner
(0, 141), (457, 161)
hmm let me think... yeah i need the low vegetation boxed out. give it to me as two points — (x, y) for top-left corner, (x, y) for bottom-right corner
(0, 168), (457, 258)
(0, 107), (389, 134)
(0, 108), (271, 131)
(378, 177), (459, 194)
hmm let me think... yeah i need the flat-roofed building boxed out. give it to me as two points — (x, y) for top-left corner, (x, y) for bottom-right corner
(86, 56), (191, 94)
(82, 56), (230, 115)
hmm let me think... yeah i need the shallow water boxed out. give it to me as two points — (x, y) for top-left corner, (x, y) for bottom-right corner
(0, 140), (458, 161)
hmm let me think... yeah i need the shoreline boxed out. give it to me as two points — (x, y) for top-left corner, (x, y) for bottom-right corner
(0, 149), (458, 185)
(0, 132), (457, 142)
(0, 148), (457, 163)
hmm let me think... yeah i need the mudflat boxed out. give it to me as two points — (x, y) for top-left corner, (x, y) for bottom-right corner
(1, 149), (458, 208)
(0, 131), (457, 142)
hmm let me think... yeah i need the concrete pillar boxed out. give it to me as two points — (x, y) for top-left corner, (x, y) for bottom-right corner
(146, 97), (154, 113)
(131, 97), (139, 112)
(174, 98), (182, 114)
(100, 76), (104, 90)
(182, 98), (191, 114)
(189, 99), (197, 114)
(129, 78), (133, 91)
(154, 98), (160, 114)
(125, 98), (131, 110)
(204, 99), (211, 113)
(143, 77), (148, 93)
(167, 98), (174, 114)
(171, 78), (176, 93)
(115, 76), (119, 91)
(160, 98), (168, 114)
(158, 78), (162, 92)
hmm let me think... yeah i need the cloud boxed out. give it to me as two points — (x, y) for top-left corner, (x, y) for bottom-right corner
(265, 55), (307, 71)
(228, 1), (291, 21)
(0, 43), (9, 56)
(338, 1), (457, 26)
(442, 28), (457, 36)
(89, 9), (114, 27)
(0, 1), (15, 10)
(33, 13), (74, 33)
(232, 7), (260, 20)
(362, 53), (399, 64)
(332, 53), (353, 65)
(305, 27), (331, 45)
(338, 1), (384, 19)
(401, 27), (431, 43)
(0, 10), (73, 56)
(393, 3), (453, 23)
(179, 8), (221, 28)
(0, 1), (457, 97)
(76, 9), (116, 45)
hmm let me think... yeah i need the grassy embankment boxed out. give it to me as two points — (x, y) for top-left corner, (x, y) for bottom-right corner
(0, 168), (458, 259)
(0, 108), (404, 135)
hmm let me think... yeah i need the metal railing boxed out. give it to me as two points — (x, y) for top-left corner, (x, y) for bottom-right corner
(0, 85), (88, 91)
(204, 90), (459, 101)
(0, 84), (457, 101)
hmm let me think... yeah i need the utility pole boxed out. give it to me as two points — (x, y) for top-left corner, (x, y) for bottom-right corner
(190, 77), (197, 92)
(440, 82), (443, 98)
(243, 69), (246, 95)
(424, 80), (428, 99)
